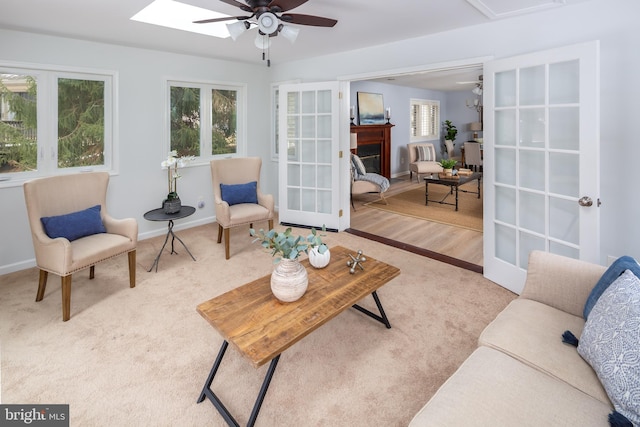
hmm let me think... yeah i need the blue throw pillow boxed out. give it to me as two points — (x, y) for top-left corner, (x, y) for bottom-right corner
(220, 181), (258, 206)
(584, 256), (640, 319)
(41, 205), (106, 241)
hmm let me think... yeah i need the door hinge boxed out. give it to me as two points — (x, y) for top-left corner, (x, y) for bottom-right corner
(339, 91), (343, 99)
(339, 209), (343, 217)
(339, 150), (343, 158)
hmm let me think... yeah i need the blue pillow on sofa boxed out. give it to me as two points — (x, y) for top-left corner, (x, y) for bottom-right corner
(41, 205), (106, 241)
(584, 255), (640, 319)
(220, 181), (258, 206)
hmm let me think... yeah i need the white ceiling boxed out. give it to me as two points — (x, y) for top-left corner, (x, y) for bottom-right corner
(1, 0), (586, 90)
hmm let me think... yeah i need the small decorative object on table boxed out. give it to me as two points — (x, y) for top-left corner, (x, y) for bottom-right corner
(161, 150), (194, 214)
(347, 250), (367, 274)
(250, 226), (328, 301)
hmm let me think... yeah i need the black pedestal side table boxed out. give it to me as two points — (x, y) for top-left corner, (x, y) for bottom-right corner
(144, 205), (196, 272)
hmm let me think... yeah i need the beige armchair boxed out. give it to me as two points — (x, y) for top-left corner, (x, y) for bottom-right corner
(23, 172), (137, 321)
(407, 142), (443, 183)
(210, 157), (274, 259)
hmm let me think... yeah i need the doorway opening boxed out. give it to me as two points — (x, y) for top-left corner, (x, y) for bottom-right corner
(341, 59), (487, 269)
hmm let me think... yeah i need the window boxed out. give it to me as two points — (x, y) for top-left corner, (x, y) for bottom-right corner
(0, 65), (115, 183)
(168, 80), (245, 160)
(410, 99), (440, 142)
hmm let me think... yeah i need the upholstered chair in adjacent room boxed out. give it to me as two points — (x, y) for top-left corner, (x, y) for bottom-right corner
(23, 172), (138, 321)
(210, 157), (274, 259)
(407, 142), (443, 182)
(350, 153), (390, 209)
(464, 142), (483, 171)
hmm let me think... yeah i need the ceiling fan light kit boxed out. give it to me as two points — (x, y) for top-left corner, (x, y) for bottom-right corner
(226, 20), (251, 40)
(195, 0), (337, 66)
(257, 12), (279, 34)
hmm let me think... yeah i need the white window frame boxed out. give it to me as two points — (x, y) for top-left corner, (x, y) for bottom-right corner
(410, 98), (440, 142)
(165, 78), (246, 166)
(0, 61), (117, 187)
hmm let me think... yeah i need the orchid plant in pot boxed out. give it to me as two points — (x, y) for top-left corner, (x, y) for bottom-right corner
(160, 150), (194, 214)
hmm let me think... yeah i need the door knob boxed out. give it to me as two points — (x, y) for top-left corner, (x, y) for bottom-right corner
(578, 196), (593, 207)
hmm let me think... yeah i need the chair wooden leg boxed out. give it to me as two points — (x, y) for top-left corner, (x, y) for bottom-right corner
(36, 270), (48, 302)
(268, 219), (273, 230)
(224, 228), (230, 260)
(217, 224), (223, 244)
(61, 275), (72, 322)
(89, 265), (95, 280)
(128, 250), (136, 288)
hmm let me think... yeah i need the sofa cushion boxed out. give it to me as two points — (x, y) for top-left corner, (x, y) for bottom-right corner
(578, 269), (640, 426)
(583, 255), (640, 319)
(41, 205), (106, 242)
(220, 181), (258, 206)
(479, 298), (610, 404)
(409, 346), (612, 427)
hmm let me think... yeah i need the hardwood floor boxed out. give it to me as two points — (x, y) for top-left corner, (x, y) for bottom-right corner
(348, 174), (484, 269)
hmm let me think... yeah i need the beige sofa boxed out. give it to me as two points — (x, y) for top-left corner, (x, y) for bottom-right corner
(410, 250), (616, 426)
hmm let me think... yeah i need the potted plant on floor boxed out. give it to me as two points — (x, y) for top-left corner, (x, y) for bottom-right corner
(444, 120), (458, 143)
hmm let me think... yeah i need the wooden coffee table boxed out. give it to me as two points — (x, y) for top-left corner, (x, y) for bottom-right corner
(196, 245), (400, 427)
(424, 172), (482, 211)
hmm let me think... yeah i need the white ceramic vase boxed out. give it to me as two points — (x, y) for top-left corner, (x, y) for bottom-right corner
(270, 258), (308, 302)
(308, 247), (331, 269)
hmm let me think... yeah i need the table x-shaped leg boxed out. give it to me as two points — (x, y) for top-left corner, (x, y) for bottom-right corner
(352, 291), (391, 329)
(197, 340), (281, 427)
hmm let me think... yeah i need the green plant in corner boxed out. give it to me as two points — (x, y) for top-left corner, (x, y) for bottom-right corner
(250, 226), (328, 263)
(444, 120), (458, 142)
(439, 159), (458, 170)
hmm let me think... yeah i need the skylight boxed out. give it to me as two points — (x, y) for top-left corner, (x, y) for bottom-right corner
(131, 0), (231, 38)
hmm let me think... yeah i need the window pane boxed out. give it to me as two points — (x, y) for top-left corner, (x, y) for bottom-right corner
(57, 78), (105, 168)
(212, 89), (237, 155)
(170, 86), (200, 157)
(0, 73), (38, 174)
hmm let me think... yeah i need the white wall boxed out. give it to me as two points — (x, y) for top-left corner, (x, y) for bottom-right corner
(270, 0), (640, 264)
(0, 29), (272, 274)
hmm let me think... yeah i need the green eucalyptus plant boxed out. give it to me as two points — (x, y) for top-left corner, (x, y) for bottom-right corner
(250, 226), (328, 263)
(439, 159), (458, 169)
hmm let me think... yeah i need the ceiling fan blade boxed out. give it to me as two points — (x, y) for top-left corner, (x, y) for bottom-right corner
(218, 0), (253, 13)
(280, 13), (337, 27)
(193, 15), (250, 24)
(267, 0), (309, 12)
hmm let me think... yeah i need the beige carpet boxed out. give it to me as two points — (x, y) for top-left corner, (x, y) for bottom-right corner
(0, 223), (514, 426)
(365, 183), (483, 232)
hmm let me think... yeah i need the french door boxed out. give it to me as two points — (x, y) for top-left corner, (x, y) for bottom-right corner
(483, 41), (600, 294)
(278, 81), (342, 230)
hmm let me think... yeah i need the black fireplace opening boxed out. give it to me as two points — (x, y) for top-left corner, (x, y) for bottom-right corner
(357, 143), (381, 175)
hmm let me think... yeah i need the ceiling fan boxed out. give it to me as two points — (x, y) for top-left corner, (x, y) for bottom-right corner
(194, 0), (337, 28)
(194, 0), (337, 66)
(457, 75), (483, 96)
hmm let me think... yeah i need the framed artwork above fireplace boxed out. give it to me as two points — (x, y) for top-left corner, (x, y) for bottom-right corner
(357, 92), (385, 125)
